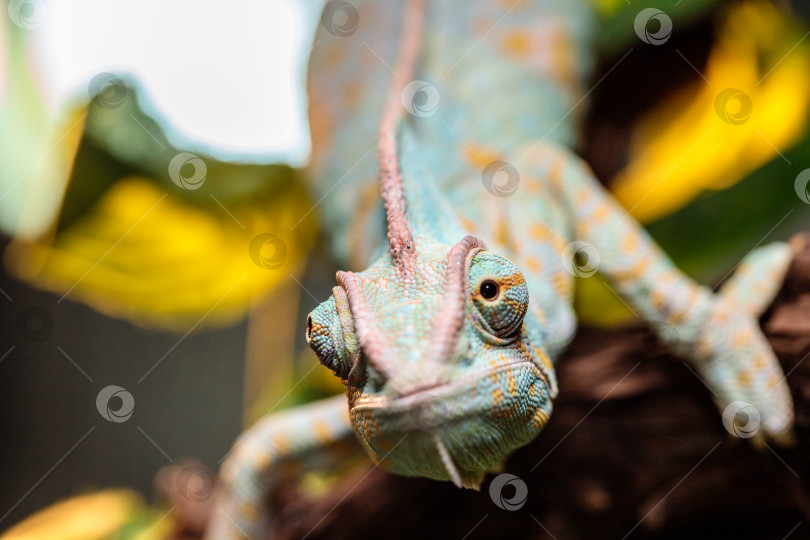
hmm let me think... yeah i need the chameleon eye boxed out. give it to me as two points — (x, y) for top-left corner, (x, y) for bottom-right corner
(469, 252), (529, 339)
(480, 280), (499, 300)
(306, 288), (357, 381)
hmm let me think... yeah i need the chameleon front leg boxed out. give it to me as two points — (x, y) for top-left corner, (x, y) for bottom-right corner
(206, 394), (358, 540)
(526, 143), (794, 440)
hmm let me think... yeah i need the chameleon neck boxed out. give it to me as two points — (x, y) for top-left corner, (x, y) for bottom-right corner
(306, 0), (596, 268)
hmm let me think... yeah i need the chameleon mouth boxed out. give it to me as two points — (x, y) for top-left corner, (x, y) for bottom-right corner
(350, 360), (543, 413)
(349, 360), (551, 489)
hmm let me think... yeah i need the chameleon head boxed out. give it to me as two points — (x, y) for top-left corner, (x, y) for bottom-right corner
(306, 235), (557, 489)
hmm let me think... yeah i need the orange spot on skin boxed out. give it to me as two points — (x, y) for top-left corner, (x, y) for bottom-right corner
(732, 331), (751, 348)
(489, 358), (500, 383)
(503, 31), (531, 58)
(314, 420), (331, 443)
(499, 0), (524, 9)
(460, 215), (477, 234)
(593, 204), (610, 222)
(530, 224), (548, 241)
(532, 408), (549, 429)
(535, 346), (553, 371)
(496, 219), (512, 251)
(508, 370), (517, 397)
(553, 271), (571, 298)
(525, 256), (542, 274)
(621, 231), (639, 253)
(523, 175), (543, 194)
(651, 289), (666, 312)
(696, 339), (712, 358)
(492, 388), (504, 406)
(737, 370), (752, 387)
(575, 187), (589, 205)
(612, 256), (653, 283)
(463, 144), (502, 170)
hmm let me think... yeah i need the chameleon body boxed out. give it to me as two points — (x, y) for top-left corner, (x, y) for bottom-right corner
(207, 1), (795, 538)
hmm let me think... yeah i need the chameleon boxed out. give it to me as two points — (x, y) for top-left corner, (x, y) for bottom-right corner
(207, 0), (797, 537)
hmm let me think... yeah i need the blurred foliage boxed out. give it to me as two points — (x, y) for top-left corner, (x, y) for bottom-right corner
(611, 1), (810, 223)
(0, 19), (84, 239)
(0, 490), (173, 540)
(577, 0), (810, 325)
(3, 80), (318, 330)
(592, 0), (722, 54)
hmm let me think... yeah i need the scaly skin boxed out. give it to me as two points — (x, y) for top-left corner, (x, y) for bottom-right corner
(207, 1), (795, 538)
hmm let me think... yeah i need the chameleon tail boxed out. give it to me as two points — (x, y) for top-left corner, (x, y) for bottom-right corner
(205, 394), (357, 540)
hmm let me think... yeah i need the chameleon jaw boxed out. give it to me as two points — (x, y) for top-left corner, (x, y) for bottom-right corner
(348, 360), (552, 488)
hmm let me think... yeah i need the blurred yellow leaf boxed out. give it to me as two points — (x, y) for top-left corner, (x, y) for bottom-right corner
(611, 1), (810, 223)
(5, 176), (317, 330)
(0, 490), (161, 540)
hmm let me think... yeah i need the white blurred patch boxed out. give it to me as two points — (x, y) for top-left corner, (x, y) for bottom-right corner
(31, 0), (323, 164)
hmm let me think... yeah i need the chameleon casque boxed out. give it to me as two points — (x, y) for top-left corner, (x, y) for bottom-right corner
(208, 0), (797, 537)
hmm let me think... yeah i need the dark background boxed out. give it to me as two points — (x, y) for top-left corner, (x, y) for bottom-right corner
(0, 234), (245, 531)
